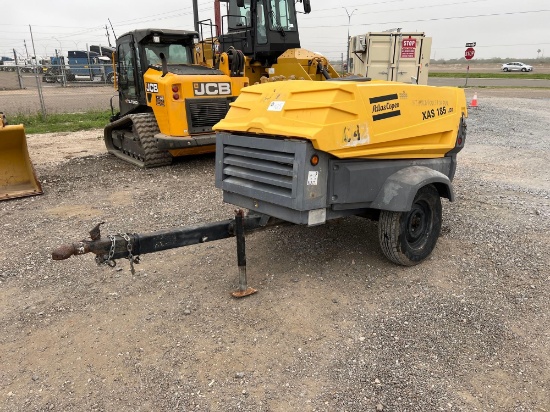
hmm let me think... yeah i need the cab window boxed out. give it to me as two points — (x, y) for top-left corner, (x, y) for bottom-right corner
(118, 41), (137, 97)
(144, 44), (192, 66)
(268, 0), (297, 31)
(228, 0), (252, 29)
(257, 2), (268, 44)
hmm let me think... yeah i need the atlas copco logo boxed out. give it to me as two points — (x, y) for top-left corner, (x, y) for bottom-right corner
(193, 82), (232, 96)
(372, 101), (400, 113)
(369, 93), (401, 122)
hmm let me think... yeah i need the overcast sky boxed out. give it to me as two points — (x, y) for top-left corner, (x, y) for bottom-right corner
(1, 0), (549, 61)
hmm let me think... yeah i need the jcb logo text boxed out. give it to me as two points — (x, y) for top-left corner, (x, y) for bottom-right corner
(146, 83), (159, 93)
(193, 82), (232, 96)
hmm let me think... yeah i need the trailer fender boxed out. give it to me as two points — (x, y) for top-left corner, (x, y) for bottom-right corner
(370, 166), (453, 212)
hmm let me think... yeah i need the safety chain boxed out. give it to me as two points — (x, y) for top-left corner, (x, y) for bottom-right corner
(96, 233), (140, 274)
(119, 233), (140, 275)
(100, 234), (117, 267)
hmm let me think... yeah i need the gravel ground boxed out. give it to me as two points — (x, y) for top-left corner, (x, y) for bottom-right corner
(0, 93), (549, 411)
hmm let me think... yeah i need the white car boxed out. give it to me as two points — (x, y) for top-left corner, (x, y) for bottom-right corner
(501, 62), (533, 72)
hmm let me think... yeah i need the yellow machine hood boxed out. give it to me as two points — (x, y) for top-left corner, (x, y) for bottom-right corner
(214, 80), (467, 159)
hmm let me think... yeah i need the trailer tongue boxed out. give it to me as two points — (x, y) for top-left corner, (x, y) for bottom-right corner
(52, 79), (467, 295)
(52, 211), (283, 297)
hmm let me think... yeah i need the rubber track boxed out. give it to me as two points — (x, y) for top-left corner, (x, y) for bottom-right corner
(130, 113), (172, 168)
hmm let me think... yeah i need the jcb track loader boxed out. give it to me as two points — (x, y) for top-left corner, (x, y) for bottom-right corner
(53, 78), (467, 293)
(105, 29), (248, 168)
(0, 114), (43, 201)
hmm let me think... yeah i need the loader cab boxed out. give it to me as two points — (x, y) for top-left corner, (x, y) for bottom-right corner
(219, 0), (304, 66)
(116, 32), (148, 117)
(116, 29), (223, 117)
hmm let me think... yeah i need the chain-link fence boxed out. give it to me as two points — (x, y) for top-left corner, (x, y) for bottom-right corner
(0, 68), (117, 116)
(0, 62), (115, 87)
(42, 62), (115, 86)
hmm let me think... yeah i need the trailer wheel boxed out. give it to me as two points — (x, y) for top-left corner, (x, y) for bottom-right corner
(378, 184), (442, 266)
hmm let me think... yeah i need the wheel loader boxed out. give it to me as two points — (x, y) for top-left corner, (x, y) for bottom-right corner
(53, 78), (468, 295)
(0, 112), (43, 201)
(198, 0), (339, 85)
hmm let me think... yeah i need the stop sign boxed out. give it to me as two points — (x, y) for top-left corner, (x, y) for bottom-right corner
(465, 47), (475, 60)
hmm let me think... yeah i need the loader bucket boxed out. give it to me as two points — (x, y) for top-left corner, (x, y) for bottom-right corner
(0, 124), (43, 201)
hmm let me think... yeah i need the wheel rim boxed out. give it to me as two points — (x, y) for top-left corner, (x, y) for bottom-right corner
(405, 201), (431, 248)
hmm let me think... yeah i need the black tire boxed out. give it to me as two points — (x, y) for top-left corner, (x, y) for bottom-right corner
(106, 72), (115, 84)
(521, 68), (527, 72)
(503, 68), (509, 72)
(378, 184), (442, 266)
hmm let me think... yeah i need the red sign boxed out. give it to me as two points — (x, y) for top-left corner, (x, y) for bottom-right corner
(401, 37), (417, 59)
(465, 47), (475, 60)
(403, 38), (417, 48)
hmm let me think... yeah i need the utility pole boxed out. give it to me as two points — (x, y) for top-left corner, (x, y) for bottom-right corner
(29, 25), (47, 119)
(105, 25), (112, 47)
(23, 40), (30, 60)
(108, 19), (117, 42)
(343, 7), (357, 75)
(13, 49), (23, 89)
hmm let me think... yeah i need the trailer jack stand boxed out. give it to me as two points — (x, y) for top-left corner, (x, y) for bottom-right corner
(231, 209), (257, 298)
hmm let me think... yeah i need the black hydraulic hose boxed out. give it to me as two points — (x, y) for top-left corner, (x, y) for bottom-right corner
(237, 49), (245, 75)
(315, 59), (331, 79)
(228, 47), (245, 77)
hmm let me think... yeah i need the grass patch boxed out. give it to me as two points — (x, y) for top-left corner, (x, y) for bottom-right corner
(8, 110), (111, 134)
(429, 72), (550, 80)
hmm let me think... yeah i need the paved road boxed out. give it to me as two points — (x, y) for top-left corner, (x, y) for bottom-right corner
(429, 77), (550, 88)
(430, 62), (550, 74)
(0, 86), (117, 115)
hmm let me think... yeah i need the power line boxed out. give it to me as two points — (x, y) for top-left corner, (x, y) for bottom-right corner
(300, 9), (550, 29)
(111, 2), (212, 27)
(0, 1), (214, 55)
(312, 0), (405, 13)
(310, 0), (493, 21)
